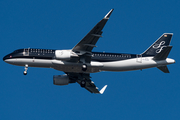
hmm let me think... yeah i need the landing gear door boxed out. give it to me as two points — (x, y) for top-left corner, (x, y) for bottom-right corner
(136, 54), (142, 63)
(23, 48), (30, 56)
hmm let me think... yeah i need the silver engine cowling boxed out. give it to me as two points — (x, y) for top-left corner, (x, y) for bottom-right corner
(55, 50), (71, 60)
(55, 50), (79, 60)
(53, 74), (70, 85)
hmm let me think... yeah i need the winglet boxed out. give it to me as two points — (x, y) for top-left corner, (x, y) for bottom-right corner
(99, 85), (108, 94)
(104, 9), (114, 19)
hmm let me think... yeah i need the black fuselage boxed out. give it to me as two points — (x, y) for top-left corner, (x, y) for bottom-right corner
(3, 48), (137, 62)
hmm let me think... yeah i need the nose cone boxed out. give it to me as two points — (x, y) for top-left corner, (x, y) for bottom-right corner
(3, 55), (8, 61)
(3, 54), (11, 62)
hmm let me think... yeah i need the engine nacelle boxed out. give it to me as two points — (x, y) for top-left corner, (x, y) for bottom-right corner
(55, 50), (71, 60)
(53, 74), (70, 85)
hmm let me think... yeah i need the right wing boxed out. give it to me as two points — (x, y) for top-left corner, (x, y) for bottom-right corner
(67, 72), (107, 94)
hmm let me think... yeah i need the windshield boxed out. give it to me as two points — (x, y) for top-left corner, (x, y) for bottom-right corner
(13, 49), (24, 53)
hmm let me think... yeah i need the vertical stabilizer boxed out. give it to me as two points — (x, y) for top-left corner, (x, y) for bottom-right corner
(153, 46), (172, 60)
(141, 33), (173, 56)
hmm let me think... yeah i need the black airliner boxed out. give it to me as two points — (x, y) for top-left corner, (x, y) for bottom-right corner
(3, 9), (175, 94)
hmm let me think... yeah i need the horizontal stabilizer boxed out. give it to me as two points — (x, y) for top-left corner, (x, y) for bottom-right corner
(157, 66), (170, 73)
(153, 46), (172, 60)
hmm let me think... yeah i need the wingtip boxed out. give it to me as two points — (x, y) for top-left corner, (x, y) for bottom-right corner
(104, 9), (114, 19)
(99, 85), (108, 94)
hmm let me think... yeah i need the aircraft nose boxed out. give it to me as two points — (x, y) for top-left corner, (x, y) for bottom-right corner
(3, 55), (7, 61)
(3, 54), (10, 61)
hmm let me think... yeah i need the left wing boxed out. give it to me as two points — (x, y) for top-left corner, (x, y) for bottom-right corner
(72, 9), (114, 53)
(67, 73), (107, 94)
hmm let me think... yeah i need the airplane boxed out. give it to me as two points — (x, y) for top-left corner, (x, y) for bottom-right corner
(3, 9), (175, 94)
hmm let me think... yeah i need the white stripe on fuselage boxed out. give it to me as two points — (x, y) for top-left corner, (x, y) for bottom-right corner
(4, 57), (175, 73)
(4, 58), (53, 68)
(101, 57), (175, 72)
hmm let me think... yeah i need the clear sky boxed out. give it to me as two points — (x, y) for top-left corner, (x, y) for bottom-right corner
(1, 0), (180, 120)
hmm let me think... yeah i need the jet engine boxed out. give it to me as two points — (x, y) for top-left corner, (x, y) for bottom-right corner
(53, 74), (74, 85)
(55, 50), (71, 60)
(55, 50), (79, 60)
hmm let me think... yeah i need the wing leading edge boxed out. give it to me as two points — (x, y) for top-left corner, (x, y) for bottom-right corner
(72, 9), (114, 53)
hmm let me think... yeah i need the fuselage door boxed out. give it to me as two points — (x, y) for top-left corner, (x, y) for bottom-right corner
(136, 54), (142, 63)
(23, 48), (30, 56)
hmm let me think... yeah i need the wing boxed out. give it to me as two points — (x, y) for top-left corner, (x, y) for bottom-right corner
(72, 9), (114, 53)
(67, 72), (107, 94)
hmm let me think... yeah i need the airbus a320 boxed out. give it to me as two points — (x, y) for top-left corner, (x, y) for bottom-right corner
(3, 9), (175, 94)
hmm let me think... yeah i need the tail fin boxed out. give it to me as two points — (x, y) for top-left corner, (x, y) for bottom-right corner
(153, 46), (172, 60)
(141, 33), (173, 56)
(154, 46), (173, 73)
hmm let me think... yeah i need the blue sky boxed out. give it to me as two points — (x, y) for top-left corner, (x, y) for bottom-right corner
(1, 0), (180, 120)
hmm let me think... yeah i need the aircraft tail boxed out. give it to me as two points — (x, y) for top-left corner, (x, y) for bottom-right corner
(141, 33), (173, 57)
(153, 46), (172, 60)
(154, 46), (173, 73)
(141, 33), (174, 73)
